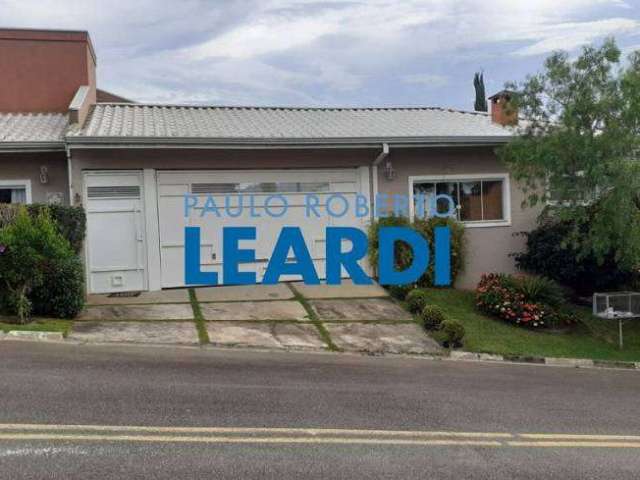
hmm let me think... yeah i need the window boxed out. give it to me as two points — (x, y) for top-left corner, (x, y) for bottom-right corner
(191, 182), (331, 195)
(0, 180), (31, 204)
(410, 174), (510, 227)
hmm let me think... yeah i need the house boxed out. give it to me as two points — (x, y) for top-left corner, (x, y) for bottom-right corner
(0, 28), (537, 293)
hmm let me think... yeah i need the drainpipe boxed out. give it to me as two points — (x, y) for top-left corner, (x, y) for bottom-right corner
(370, 143), (389, 219)
(65, 144), (74, 206)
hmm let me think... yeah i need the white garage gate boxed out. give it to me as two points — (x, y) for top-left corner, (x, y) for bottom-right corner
(156, 168), (370, 289)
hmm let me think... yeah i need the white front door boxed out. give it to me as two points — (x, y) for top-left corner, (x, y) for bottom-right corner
(84, 171), (147, 293)
(156, 169), (369, 288)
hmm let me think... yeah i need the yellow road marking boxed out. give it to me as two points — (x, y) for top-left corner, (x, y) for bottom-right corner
(0, 433), (501, 447)
(0, 424), (512, 439)
(519, 433), (640, 441)
(509, 441), (640, 448)
(0, 425), (638, 449)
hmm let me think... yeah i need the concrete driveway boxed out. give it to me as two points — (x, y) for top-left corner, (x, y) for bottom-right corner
(71, 281), (442, 355)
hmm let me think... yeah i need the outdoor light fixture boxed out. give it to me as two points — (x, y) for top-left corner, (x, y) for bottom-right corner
(39, 165), (49, 184)
(384, 159), (396, 181)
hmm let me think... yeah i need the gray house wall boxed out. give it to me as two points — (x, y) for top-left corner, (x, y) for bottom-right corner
(0, 151), (69, 204)
(376, 146), (539, 289)
(69, 145), (539, 290)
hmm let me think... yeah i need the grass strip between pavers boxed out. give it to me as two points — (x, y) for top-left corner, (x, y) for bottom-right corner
(287, 283), (339, 352)
(188, 288), (210, 345)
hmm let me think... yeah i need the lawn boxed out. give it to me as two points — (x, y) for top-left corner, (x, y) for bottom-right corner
(423, 288), (640, 362)
(0, 319), (72, 337)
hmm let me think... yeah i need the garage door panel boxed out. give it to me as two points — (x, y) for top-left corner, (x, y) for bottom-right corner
(157, 169), (368, 288)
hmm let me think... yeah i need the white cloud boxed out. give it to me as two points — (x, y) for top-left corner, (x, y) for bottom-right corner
(0, 0), (638, 106)
(512, 18), (639, 56)
(402, 74), (448, 88)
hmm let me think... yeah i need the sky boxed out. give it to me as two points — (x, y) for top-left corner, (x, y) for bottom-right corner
(2, 0), (640, 110)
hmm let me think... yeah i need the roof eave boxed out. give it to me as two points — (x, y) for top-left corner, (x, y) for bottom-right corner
(65, 135), (513, 149)
(0, 141), (66, 152)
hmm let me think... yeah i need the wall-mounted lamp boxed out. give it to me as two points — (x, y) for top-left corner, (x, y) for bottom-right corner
(39, 166), (49, 184)
(384, 159), (396, 181)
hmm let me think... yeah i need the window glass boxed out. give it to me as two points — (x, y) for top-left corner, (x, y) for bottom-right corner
(413, 182), (435, 218)
(192, 182), (330, 194)
(482, 180), (503, 220)
(459, 181), (482, 221)
(435, 182), (459, 216)
(0, 187), (27, 204)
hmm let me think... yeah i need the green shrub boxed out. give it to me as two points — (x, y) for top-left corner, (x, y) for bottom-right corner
(31, 254), (85, 319)
(368, 215), (465, 287)
(368, 215), (412, 277)
(0, 204), (86, 254)
(406, 289), (429, 314)
(421, 305), (446, 330)
(516, 275), (565, 308)
(386, 283), (413, 300)
(440, 320), (465, 348)
(514, 216), (632, 295)
(412, 216), (465, 287)
(0, 207), (85, 321)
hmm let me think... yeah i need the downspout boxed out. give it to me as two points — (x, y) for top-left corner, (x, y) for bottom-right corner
(370, 143), (389, 219)
(66, 144), (74, 206)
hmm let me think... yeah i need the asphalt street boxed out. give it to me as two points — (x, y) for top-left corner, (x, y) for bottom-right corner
(0, 341), (639, 479)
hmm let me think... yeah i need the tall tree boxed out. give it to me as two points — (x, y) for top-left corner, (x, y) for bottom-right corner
(498, 38), (640, 269)
(473, 72), (488, 112)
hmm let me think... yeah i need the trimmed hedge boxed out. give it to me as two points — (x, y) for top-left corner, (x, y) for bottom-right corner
(406, 289), (429, 314)
(0, 204), (86, 254)
(440, 320), (465, 348)
(421, 305), (446, 331)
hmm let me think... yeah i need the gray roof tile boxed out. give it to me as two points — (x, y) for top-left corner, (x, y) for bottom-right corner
(0, 113), (68, 144)
(69, 104), (513, 143)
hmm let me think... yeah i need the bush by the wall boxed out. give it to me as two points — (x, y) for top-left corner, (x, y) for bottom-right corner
(368, 215), (465, 287)
(0, 204), (86, 254)
(440, 320), (465, 348)
(30, 254), (85, 319)
(406, 289), (429, 314)
(421, 305), (446, 331)
(0, 207), (85, 321)
(514, 217), (632, 296)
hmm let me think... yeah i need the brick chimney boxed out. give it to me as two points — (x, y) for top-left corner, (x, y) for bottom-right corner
(0, 28), (96, 113)
(488, 90), (517, 126)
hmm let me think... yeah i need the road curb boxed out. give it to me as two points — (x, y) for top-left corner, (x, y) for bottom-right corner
(449, 350), (638, 371)
(1, 330), (638, 371)
(4, 330), (65, 342)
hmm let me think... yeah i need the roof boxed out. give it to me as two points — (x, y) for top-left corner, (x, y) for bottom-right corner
(67, 103), (514, 146)
(0, 113), (68, 150)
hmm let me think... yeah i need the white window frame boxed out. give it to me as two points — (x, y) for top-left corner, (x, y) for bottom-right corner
(0, 179), (32, 204)
(408, 173), (511, 228)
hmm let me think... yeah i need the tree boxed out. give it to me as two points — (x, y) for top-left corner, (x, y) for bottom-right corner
(473, 72), (487, 112)
(498, 38), (640, 270)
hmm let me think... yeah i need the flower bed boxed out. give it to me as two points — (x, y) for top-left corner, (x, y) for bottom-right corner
(476, 273), (552, 328)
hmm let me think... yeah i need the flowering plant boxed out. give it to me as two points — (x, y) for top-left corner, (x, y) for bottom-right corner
(476, 273), (551, 328)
